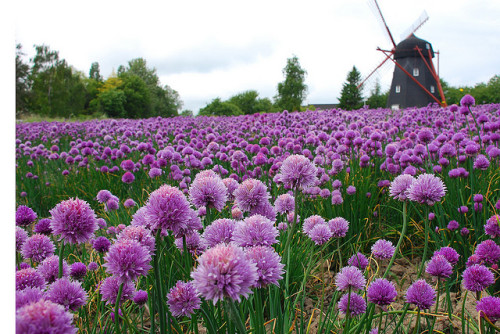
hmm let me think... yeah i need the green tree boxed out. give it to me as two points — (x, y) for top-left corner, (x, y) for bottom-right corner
(198, 98), (243, 116)
(89, 62), (103, 82)
(118, 58), (181, 117)
(119, 74), (151, 119)
(338, 66), (364, 110)
(228, 90), (273, 114)
(16, 44), (31, 116)
(274, 55), (308, 112)
(28, 45), (86, 117)
(365, 79), (387, 108)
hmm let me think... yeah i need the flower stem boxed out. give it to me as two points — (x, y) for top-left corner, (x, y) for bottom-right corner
(114, 283), (124, 334)
(58, 243), (65, 279)
(154, 230), (166, 334)
(383, 201), (407, 279)
(416, 208), (430, 279)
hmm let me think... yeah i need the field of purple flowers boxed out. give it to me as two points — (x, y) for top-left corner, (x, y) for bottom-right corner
(15, 95), (500, 333)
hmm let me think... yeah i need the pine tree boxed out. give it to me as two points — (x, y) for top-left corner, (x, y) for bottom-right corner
(338, 66), (363, 110)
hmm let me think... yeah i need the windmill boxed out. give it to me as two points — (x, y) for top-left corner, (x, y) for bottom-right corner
(359, 0), (446, 110)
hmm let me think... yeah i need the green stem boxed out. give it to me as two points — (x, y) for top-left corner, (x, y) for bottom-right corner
(58, 243), (65, 279)
(114, 282), (124, 334)
(224, 299), (246, 334)
(154, 230), (166, 334)
(383, 201), (407, 279)
(344, 287), (352, 334)
(417, 208), (430, 279)
(461, 290), (468, 334)
(414, 308), (421, 334)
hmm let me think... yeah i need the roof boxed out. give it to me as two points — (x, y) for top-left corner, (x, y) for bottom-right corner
(394, 34), (434, 59)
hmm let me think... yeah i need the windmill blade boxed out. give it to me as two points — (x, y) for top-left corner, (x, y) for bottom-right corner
(400, 10), (429, 41)
(357, 52), (393, 89)
(367, 0), (397, 49)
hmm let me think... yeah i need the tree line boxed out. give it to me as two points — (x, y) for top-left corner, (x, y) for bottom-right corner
(16, 44), (500, 119)
(16, 44), (182, 119)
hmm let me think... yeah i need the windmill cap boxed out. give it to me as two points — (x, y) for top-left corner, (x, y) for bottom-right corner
(394, 34), (434, 59)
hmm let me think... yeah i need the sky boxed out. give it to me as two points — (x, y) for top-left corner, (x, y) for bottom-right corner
(12, 0), (500, 113)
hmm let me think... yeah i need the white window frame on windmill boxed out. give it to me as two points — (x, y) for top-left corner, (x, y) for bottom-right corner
(413, 68), (420, 76)
(430, 85), (435, 93)
(395, 85), (401, 93)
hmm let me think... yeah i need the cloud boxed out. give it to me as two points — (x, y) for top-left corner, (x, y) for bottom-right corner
(154, 39), (275, 75)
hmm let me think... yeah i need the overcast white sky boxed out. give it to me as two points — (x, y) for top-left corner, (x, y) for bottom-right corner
(13, 0), (500, 113)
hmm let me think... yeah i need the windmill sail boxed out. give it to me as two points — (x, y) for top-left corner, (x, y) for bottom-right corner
(400, 11), (429, 41)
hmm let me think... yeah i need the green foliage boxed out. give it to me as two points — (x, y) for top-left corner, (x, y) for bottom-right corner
(274, 55), (308, 112)
(338, 66), (364, 110)
(97, 88), (126, 118)
(198, 98), (243, 116)
(365, 79), (388, 108)
(441, 75), (500, 105)
(120, 74), (152, 119)
(228, 90), (273, 114)
(16, 44), (31, 116)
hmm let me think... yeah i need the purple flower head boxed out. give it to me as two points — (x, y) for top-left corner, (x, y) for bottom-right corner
(46, 278), (87, 311)
(70, 262), (87, 280)
(274, 193), (295, 214)
(16, 300), (77, 334)
(120, 159), (135, 171)
(476, 296), (500, 322)
(348, 252), (369, 271)
(245, 246), (285, 288)
(407, 173), (446, 206)
(417, 128), (434, 143)
(250, 201), (277, 222)
(233, 178), (270, 213)
(189, 170), (228, 212)
(474, 239), (500, 265)
(99, 276), (136, 305)
(145, 184), (192, 236)
(466, 254), (483, 268)
(462, 264), (494, 292)
(167, 281), (201, 318)
(123, 198), (137, 208)
(460, 94), (475, 107)
(335, 266), (366, 291)
(38, 255), (69, 284)
(461, 227), (470, 236)
(117, 225), (156, 255)
(328, 217), (349, 238)
(405, 279), (435, 310)
(122, 171), (135, 184)
(21, 234), (55, 263)
(425, 255), (453, 279)
(371, 239), (395, 260)
(231, 214), (279, 247)
(88, 262), (99, 271)
(105, 198), (119, 211)
(308, 224), (332, 245)
(202, 218), (236, 248)
(133, 290), (148, 306)
(16, 205), (38, 226)
(346, 185), (356, 195)
(50, 198), (98, 244)
(16, 226), (28, 252)
(175, 231), (207, 255)
(279, 154), (318, 190)
(277, 222), (287, 231)
(34, 218), (53, 235)
(191, 243), (258, 304)
(433, 246), (460, 266)
(96, 190), (113, 203)
(338, 292), (367, 316)
(367, 278), (397, 307)
(222, 177), (239, 201)
(485, 215), (500, 238)
(92, 236), (111, 253)
(149, 167), (163, 178)
(447, 220), (459, 231)
(303, 215), (326, 235)
(16, 287), (44, 310)
(103, 239), (152, 283)
(96, 218), (107, 229)
(473, 154), (490, 170)
(16, 268), (45, 291)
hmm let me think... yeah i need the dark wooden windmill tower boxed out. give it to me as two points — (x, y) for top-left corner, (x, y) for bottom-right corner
(359, 0), (446, 110)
